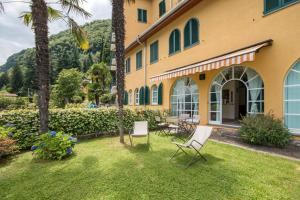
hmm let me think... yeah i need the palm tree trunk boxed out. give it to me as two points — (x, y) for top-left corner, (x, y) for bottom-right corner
(32, 0), (50, 133)
(112, 0), (125, 143)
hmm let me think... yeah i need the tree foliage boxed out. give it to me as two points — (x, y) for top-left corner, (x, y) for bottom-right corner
(53, 68), (83, 107)
(87, 62), (112, 105)
(0, 20), (111, 93)
(9, 66), (23, 94)
(0, 72), (9, 89)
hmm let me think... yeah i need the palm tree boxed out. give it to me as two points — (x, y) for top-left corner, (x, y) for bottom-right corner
(88, 62), (112, 106)
(111, 0), (134, 143)
(0, 0), (90, 132)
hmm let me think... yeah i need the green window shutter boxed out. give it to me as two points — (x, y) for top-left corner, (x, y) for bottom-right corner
(125, 58), (131, 73)
(169, 32), (174, 54)
(128, 58), (131, 73)
(150, 41), (159, 63)
(158, 83), (163, 105)
(175, 30), (180, 52)
(143, 10), (147, 22)
(283, 0), (297, 4)
(139, 87), (145, 105)
(136, 51), (142, 69)
(138, 9), (147, 22)
(124, 91), (128, 105)
(159, 0), (166, 17)
(169, 30), (181, 54)
(138, 9), (142, 21)
(264, 0), (280, 13)
(191, 19), (199, 44)
(184, 21), (191, 48)
(145, 86), (150, 105)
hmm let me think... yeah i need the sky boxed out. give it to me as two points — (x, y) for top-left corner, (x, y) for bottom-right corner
(0, 0), (112, 65)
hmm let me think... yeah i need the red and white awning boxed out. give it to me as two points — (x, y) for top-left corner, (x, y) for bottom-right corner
(150, 40), (272, 82)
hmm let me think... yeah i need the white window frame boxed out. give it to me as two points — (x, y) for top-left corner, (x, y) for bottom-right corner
(209, 66), (264, 126)
(135, 89), (140, 105)
(128, 90), (133, 105)
(151, 86), (158, 105)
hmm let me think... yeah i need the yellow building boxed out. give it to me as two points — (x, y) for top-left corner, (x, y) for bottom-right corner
(123, 0), (300, 136)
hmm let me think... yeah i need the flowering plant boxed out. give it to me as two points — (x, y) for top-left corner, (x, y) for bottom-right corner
(31, 131), (77, 160)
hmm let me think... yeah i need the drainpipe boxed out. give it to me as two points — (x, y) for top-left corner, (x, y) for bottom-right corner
(137, 36), (147, 109)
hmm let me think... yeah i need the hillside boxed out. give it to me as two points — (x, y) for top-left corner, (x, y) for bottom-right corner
(0, 19), (112, 74)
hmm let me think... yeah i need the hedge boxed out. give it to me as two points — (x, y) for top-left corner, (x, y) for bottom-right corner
(0, 108), (161, 137)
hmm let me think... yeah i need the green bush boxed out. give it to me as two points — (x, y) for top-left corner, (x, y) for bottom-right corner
(239, 114), (291, 148)
(31, 131), (77, 160)
(0, 108), (161, 149)
(0, 97), (28, 110)
(0, 126), (19, 158)
(100, 94), (116, 104)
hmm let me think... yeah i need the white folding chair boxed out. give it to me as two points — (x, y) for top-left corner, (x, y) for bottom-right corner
(129, 121), (149, 146)
(170, 126), (213, 167)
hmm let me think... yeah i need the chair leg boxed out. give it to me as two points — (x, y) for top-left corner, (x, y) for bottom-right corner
(194, 148), (207, 161)
(186, 153), (201, 168)
(129, 134), (133, 146)
(170, 148), (181, 161)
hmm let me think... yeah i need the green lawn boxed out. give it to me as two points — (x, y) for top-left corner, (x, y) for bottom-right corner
(1, 134), (300, 200)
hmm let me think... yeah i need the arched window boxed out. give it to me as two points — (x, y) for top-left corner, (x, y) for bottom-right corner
(135, 88), (139, 105)
(284, 60), (300, 134)
(171, 77), (199, 117)
(128, 90), (133, 105)
(169, 29), (181, 55)
(209, 66), (264, 125)
(184, 18), (199, 48)
(151, 85), (158, 105)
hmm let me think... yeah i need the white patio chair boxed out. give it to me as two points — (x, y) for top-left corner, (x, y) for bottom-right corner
(170, 125), (213, 167)
(129, 121), (149, 146)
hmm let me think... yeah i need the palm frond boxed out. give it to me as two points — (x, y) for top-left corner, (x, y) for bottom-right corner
(59, 0), (91, 18)
(0, 2), (4, 14)
(20, 11), (32, 26)
(47, 6), (63, 21)
(68, 17), (89, 50)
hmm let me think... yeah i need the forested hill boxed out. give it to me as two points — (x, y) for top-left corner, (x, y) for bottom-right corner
(0, 19), (112, 77)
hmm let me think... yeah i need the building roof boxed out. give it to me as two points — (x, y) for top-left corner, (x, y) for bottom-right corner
(125, 0), (202, 54)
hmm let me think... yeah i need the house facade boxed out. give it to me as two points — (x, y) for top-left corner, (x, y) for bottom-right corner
(123, 0), (300, 135)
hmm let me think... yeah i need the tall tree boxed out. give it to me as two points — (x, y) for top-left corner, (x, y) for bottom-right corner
(55, 68), (83, 106)
(10, 66), (24, 94)
(21, 49), (38, 95)
(112, 0), (134, 143)
(0, 0), (90, 132)
(87, 62), (112, 105)
(0, 72), (9, 89)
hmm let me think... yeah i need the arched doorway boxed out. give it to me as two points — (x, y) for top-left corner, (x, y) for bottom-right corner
(209, 66), (264, 125)
(284, 60), (300, 134)
(171, 77), (199, 117)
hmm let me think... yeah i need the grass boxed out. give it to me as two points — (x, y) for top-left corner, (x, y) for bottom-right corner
(1, 133), (300, 200)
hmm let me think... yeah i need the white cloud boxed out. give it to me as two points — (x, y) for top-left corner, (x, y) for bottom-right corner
(0, 0), (112, 65)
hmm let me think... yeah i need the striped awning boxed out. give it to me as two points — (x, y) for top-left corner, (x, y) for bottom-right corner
(150, 40), (272, 82)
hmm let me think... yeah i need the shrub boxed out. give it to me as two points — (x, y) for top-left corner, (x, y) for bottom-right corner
(31, 131), (77, 160)
(0, 97), (28, 110)
(239, 113), (291, 148)
(0, 126), (19, 158)
(100, 94), (116, 104)
(0, 108), (161, 149)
